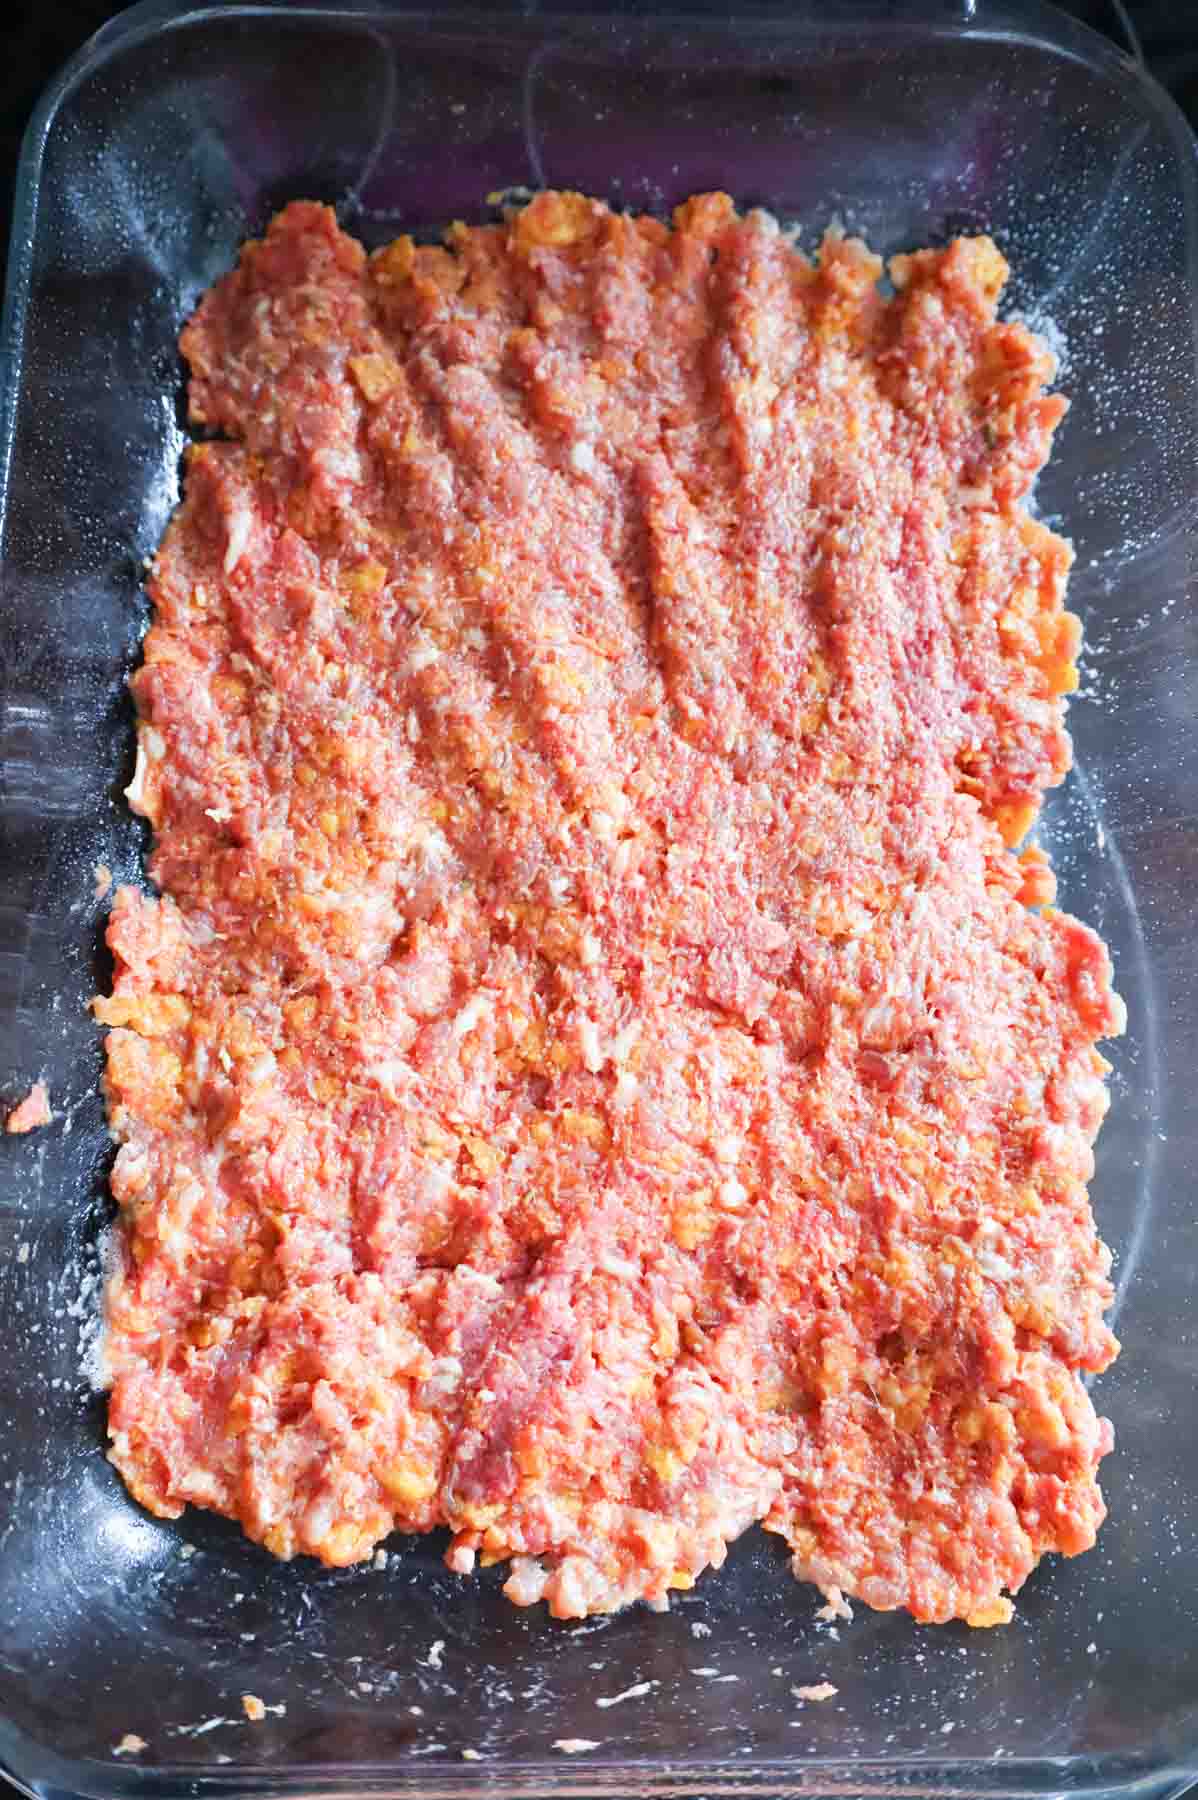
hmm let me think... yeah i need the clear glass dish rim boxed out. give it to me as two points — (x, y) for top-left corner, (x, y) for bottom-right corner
(4, 1734), (1198, 1800)
(1, 3), (1196, 1798)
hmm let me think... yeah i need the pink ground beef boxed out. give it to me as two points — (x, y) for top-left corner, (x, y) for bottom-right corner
(97, 193), (1122, 1625)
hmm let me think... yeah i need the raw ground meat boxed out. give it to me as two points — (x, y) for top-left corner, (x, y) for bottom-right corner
(6, 1082), (52, 1134)
(96, 192), (1124, 1625)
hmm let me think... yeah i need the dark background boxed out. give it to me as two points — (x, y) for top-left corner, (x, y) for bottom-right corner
(0, 2), (1195, 1798)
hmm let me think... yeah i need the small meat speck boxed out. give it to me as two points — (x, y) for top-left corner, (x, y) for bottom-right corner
(5, 1083), (51, 1134)
(242, 1694), (266, 1722)
(792, 1682), (838, 1702)
(113, 1734), (146, 1757)
(815, 1587), (853, 1623)
(554, 1738), (601, 1754)
(596, 1680), (655, 1709)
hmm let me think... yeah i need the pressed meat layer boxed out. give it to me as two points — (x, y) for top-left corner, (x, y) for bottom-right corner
(97, 193), (1123, 1624)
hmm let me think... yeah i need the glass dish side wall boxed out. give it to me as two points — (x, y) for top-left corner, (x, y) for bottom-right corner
(1, 5), (1196, 1798)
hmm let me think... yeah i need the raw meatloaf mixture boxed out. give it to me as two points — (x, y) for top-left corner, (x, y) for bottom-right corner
(98, 192), (1124, 1625)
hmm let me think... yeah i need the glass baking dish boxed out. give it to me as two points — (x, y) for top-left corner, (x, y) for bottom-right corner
(2, 1), (1197, 1796)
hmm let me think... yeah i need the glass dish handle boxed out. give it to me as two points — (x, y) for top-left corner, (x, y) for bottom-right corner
(965, 0), (1143, 61)
(1101, 0), (1145, 61)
